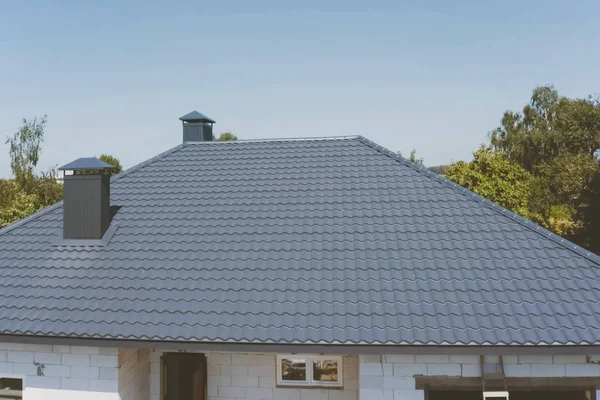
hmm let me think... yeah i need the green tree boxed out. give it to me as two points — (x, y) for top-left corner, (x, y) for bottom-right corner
(408, 149), (424, 166)
(0, 180), (38, 227)
(576, 168), (600, 251)
(491, 86), (600, 171)
(217, 131), (238, 141)
(488, 85), (600, 249)
(5, 115), (48, 189)
(1, 115), (62, 229)
(429, 165), (449, 175)
(445, 147), (536, 219)
(99, 154), (123, 175)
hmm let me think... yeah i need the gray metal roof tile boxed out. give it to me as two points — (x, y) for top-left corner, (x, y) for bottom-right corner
(58, 157), (115, 171)
(1, 136), (600, 346)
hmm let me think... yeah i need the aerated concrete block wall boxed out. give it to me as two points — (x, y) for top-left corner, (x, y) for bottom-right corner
(0, 342), (120, 400)
(118, 348), (150, 400)
(149, 350), (359, 400)
(359, 354), (600, 400)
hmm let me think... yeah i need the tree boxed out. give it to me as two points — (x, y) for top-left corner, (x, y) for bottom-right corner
(5, 115), (48, 189)
(99, 154), (123, 175)
(486, 85), (600, 250)
(217, 131), (238, 141)
(576, 168), (600, 251)
(408, 149), (424, 166)
(0, 180), (38, 228)
(429, 165), (449, 175)
(1, 115), (62, 229)
(445, 147), (537, 220)
(491, 85), (600, 171)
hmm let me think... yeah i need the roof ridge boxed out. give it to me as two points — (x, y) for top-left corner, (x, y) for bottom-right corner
(355, 135), (600, 267)
(0, 142), (188, 237)
(187, 135), (359, 144)
(108, 142), (187, 181)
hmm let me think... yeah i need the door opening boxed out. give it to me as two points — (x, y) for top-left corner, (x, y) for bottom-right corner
(161, 353), (207, 400)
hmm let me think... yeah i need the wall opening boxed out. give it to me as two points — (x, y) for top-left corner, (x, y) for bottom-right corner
(0, 378), (22, 399)
(161, 353), (207, 400)
(427, 389), (594, 400)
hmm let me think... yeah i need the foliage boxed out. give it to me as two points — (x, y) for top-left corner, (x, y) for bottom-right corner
(5, 115), (48, 189)
(217, 131), (238, 141)
(491, 86), (600, 171)
(429, 165), (449, 175)
(99, 154), (123, 175)
(452, 85), (600, 252)
(445, 147), (536, 219)
(575, 168), (600, 250)
(0, 116), (63, 229)
(0, 180), (38, 227)
(408, 149), (424, 166)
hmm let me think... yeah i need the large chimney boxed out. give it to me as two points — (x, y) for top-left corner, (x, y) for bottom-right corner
(58, 158), (116, 239)
(179, 111), (215, 142)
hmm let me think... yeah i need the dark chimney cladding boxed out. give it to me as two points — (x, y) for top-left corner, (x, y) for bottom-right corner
(179, 111), (215, 142)
(58, 158), (116, 240)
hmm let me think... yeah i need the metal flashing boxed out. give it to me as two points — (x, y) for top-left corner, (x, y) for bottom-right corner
(53, 225), (119, 247)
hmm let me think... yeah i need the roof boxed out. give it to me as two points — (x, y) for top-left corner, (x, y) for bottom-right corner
(179, 111), (216, 123)
(58, 157), (115, 171)
(1, 136), (600, 346)
(58, 157), (116, 171)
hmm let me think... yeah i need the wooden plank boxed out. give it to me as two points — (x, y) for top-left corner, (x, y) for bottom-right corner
(0, 388), (23, 399)
(159, 355), (164, 400)
(416, 376), (600, 390)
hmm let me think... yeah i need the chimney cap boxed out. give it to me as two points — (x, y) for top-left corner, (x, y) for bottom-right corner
(179, 111), (215, 124)
(59, 157), (116, 171)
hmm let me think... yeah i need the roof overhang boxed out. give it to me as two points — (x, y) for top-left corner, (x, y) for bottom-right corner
(2, 334), (600, 355)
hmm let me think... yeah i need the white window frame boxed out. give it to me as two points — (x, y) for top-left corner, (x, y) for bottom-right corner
(276, 354), (343, 388)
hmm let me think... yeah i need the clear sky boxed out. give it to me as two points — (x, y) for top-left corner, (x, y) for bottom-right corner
(1, 1), (599, 177)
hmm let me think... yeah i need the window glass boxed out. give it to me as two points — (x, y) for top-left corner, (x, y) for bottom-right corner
(281, 358), (306, 381)
(276, 355), (342, 387)
(313, 359), (339, 382)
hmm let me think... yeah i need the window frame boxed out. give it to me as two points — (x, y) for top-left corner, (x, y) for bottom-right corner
(275, 354), (343, 388)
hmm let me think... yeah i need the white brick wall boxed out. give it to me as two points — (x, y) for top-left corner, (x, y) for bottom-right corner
(149, 350), (358, 400)
(0, 342), (120, 400)
(359, 354), (600, 400)
(3, 341), (597, 400)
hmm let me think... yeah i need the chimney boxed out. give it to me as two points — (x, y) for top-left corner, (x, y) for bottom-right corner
(58, 157), (116, 239)
(179, 111), (215, 142)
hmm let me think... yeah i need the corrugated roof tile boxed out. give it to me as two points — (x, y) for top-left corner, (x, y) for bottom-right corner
(0, 136), (599, 346)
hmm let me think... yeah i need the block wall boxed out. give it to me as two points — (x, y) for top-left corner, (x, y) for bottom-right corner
(0, 342), (119, 400)
(118, 348), (150, 400)
(359, 354), (600, 400)
(149, 350), (358, 400)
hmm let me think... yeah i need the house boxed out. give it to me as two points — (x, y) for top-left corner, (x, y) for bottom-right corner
(0, 111), (599, 400)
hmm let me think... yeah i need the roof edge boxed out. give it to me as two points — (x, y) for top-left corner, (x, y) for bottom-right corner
(0, 142), (188, 237)
(1, 333), (600, 355)
(355, 135), (600, 267)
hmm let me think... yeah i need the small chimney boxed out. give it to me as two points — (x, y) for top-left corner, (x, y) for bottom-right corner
(58, 158), (116, 239)
(179, 111), (215, 142)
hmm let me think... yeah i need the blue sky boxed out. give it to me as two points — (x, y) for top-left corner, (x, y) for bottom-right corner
(1, 1), (599, 177)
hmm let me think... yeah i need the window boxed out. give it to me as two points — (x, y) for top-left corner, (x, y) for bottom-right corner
(276, 355), (343, 388)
